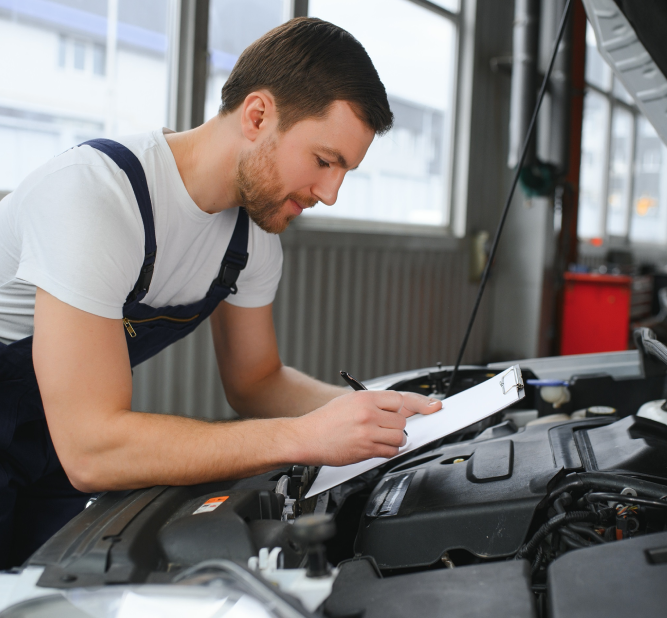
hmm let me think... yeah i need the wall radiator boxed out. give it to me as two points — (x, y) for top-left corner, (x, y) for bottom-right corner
(132, 233), (490, 419)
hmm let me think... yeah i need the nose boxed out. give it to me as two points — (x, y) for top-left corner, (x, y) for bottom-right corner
(312, 169), (346, 206)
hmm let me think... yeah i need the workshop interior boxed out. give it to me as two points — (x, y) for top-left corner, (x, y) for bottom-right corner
(2, 0), (667, 617)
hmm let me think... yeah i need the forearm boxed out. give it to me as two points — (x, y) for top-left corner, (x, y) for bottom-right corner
(210, 303), (347, 417)
(227, 365), (348, 418)
(53, 388), (440, 493)
(60, 408), (306, 492)
(34, 293), (432, 494)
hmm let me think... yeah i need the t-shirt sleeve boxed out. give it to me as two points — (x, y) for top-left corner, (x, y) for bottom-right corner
(15, 162), (144, 319)
(224, 223), (283, 308)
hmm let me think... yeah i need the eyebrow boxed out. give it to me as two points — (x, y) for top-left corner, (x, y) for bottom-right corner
(318, 146), (359, 170)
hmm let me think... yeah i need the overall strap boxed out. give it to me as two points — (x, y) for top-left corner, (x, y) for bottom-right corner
(80, 138), (157, 304)
(209, 207), (249, 295)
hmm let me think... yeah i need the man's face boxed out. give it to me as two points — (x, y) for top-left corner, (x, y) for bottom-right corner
(236, 100), (375, 234)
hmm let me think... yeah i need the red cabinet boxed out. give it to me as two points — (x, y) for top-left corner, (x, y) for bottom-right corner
(560, 272), (632, 355)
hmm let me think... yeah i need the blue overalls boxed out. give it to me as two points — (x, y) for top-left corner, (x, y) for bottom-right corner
(0, 139), (249, 568)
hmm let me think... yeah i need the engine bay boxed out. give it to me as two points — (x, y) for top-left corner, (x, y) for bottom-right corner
(0, 341), (661, 618)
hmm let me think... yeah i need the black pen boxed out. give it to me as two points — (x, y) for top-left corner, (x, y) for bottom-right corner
(340, 371), (408, 437)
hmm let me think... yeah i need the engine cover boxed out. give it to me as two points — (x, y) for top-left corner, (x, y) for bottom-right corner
(355, 415), (667, 569)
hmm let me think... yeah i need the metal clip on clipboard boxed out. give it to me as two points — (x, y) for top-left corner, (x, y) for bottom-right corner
(500, 365), (524, 395)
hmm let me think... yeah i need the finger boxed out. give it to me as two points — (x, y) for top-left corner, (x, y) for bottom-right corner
(399, 392), (442, 418)
(374, 445), (400, 459)
(364, 390), (404, 412)
(375, 409), (407, 431)
(372, 427), (407, 448)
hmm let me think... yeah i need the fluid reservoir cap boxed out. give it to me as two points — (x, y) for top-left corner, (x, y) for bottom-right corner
(291, 514), (336, 545)
(586, 406), (616, 417)
(538, 385), (571, 408)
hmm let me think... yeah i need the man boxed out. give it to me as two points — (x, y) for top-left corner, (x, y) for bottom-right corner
(0, 17), (440, 568)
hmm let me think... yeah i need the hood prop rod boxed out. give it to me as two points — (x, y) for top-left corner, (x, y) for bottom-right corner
(445, 0), (573, 399)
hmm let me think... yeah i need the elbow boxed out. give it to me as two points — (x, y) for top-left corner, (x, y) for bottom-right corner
(60, 454), (111, 494)
(223, 366), (284, 417)
(47, 408), (133, 493)
(64, 464), (103, 494)
(224, 384), (254, 417)
(68, 476), (100, 494)
(225, 392), (246, 416)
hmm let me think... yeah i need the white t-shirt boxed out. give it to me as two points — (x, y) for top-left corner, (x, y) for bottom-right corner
(0, 129), (283, 345)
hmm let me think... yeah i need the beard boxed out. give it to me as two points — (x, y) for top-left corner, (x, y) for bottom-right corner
(235, 138), (317, 234)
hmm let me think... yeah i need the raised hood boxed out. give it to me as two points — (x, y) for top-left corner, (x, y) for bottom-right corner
(583, 0), (667, 146)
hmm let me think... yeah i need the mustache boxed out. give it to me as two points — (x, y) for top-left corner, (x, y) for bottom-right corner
(285, 193), (319, 209)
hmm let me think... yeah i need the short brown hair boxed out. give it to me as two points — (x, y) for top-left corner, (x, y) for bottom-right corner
(219, 17), (393, 135)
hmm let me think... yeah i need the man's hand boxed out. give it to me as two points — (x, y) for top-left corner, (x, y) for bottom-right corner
(290, 390), (441, 467)
(398, 392), (442, 419)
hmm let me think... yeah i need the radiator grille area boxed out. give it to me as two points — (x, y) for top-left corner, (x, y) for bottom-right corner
(132, 237), (490, 419)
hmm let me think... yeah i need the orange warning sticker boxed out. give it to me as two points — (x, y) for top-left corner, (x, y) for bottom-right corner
(193, 496), (229, 515)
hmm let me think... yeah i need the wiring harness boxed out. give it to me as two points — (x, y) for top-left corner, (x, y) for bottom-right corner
(515, 472), (667, 576)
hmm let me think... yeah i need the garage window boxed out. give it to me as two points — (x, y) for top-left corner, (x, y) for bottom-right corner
(204, 0), (461, 231)
(578, 22), (667, 246)
(0, 0), (177, 194)
(306, 0), (460, 228)
(204, 0), (292, 122)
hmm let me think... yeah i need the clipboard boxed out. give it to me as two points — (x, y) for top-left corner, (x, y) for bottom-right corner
(305, 365), (525, 499)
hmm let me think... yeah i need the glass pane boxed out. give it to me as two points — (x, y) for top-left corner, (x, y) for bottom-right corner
(606, 107), (634, 236)
(612, 77), (634, 106)
(578, 91), (609, 239)
(308, 0), (457, 226)
(205, 0), (289, 122)
(93, 43), (106, 76)
(58, 34), (67, 67)
(585, 21), (611, 92)
(73, 39), (86, 70)
(0, 0), (175, 193)
(630, 116), (667, 244)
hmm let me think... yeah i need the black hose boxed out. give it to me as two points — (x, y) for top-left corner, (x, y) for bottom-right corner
(582, 474), (667, 500)
(559, 528), (587, 549)
(601, 469), (667, 486)
(547, 475), (585, 501)
(553, 492), (572, 514)
(567, 523), (606, 544)
(548, 473), (667, 503)
(531, 544), (544, 575)
(561, 537), (583, 550)
(586, 492), (667, 510)
(516, 511), (599, 561)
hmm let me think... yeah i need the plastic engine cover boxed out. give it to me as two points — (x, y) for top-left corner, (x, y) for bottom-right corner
(355, 415), (667, 569)
(548, 531), (667, 617)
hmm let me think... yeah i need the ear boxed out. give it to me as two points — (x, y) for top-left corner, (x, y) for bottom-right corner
(240, 90), (277, 142)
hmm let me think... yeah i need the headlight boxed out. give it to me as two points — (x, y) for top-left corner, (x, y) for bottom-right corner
(0, 560), (308, 618)
(1, 583), (276, 618)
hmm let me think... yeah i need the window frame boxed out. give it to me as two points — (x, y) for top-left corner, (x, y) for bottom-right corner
(579, 23), (667, 251)
(291, 0), (467, 237)
(185, 0), (470, 238)
(582, 77), (639, 244)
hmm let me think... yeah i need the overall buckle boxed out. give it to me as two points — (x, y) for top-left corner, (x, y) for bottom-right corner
(217, 263), (241, 294)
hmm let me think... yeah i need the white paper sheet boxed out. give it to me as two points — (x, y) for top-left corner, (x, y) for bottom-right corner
(305, 365), (525, 498)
